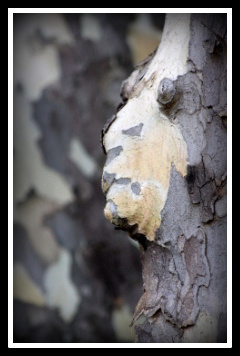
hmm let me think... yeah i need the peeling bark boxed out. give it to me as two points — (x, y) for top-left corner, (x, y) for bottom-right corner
(101, 13), (227, 343)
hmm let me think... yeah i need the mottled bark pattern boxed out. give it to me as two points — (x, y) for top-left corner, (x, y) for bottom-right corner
(105, 14), (227, 342)
(136, 14), (227, 343)
(14, 13), (153, 343)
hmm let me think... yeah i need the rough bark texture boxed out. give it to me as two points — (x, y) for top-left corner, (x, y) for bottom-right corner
(101, 13), (227, 343)
(135, 13), (227, 343)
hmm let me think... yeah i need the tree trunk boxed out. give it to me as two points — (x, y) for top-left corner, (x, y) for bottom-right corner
(101, 13), (227, 343)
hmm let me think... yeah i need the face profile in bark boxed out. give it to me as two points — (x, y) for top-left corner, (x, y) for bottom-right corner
(101, 14), (192, 242)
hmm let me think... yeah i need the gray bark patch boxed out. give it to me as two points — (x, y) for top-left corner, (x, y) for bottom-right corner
(102, 171), (116, 184)
(131, 182), (141, 195)
(132, 229), (210, 329)
(105, 146), (123, 165)
(102, 172), (116, 194)
(115, 177), (131, 185)
(122, 123), (144, 137)
(107, 199), (118, 218)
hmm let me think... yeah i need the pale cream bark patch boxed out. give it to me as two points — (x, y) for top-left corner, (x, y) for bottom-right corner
(14, 13), (74, 101)
(14, 195), (60, 264)
(104, 117), (187, 241)
(69, 138), (97, 178)
(102, 14), (191, 241)
(112, 303), (135, 342)
(127, 14), (162, 65)
(43, 248), (80, 323)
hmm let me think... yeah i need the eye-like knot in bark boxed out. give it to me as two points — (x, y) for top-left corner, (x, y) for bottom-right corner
(157, 78), (176, 105)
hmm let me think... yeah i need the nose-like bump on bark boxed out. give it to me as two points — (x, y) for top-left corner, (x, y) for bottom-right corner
(157, 78), (176, 105)
(104, 199), (118, 223)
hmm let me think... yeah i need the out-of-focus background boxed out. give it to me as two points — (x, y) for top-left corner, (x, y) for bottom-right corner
(13, 12), (165, 343)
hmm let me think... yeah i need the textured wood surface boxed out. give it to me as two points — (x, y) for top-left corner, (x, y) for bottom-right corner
(102, 13), (227, 343)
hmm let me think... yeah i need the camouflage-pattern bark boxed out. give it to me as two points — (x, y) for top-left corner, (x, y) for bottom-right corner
(13, 13), (165, 343)
(101, 13), (227, 343)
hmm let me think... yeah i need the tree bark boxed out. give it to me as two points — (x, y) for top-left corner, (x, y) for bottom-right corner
(101, 13), (227, 343)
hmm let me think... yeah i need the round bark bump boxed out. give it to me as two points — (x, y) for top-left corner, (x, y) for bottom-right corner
(157, 78), (176, 105)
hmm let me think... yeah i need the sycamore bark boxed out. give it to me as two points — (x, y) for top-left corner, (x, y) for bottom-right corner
(102, 13), (227, 343)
